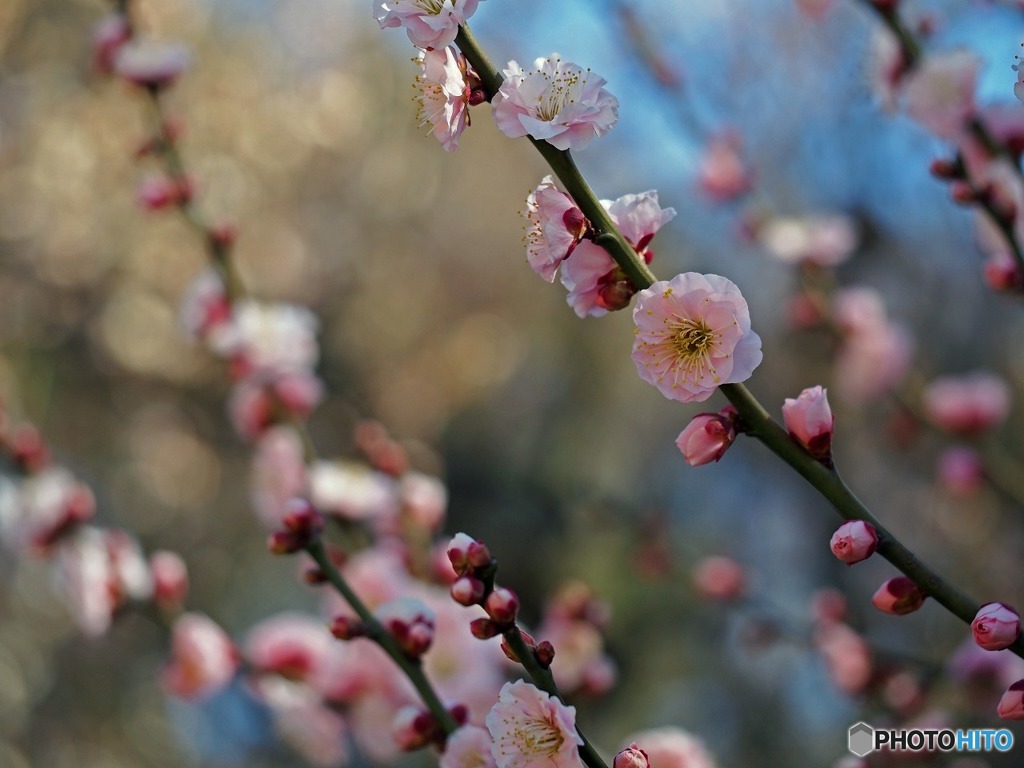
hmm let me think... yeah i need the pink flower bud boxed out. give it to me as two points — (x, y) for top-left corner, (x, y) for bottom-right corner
(972, 603), (1022, 651)
(871, 577), (926, 615)
(267, 530), (302, 555)
(692, 556), (746, 601)
(450, 576), (485, 606)
(675, 412), (736, 466)
(500, 628), (535, 662)
(466, 540), (493, 569)
(998, 680), (1024, 720)
(470, 617), (500, 640)
(782, 386), (834, 463)
(485, 587), (519, 625)
(91, 13), (131, 75)
(150, 550), (189, 610)
(923, 371), (1010, 436)
(376, 597), (436, 658)
(329, 614), (367, 641)
(114, 41), (191, 90)
(535, 640), (556, 667)
(135, 174), (185, 211)
(448, 704), (469, 726)
(936, 446), (984, 496)
(447, 532), (477, 576)
(393, 706), (437, 751)
(613, 743), (650, 768)
(281, 498), (324, 537)
(162, 613), (238, 700)
(829, 521), (878, 565)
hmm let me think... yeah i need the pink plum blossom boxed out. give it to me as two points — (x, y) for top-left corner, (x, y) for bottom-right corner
(998, 680), (1024, 719)
(691, 556), (745, 601)
(829, 521), (878, 565)
(250, 427), (309, 529)
(374, 0), (482, 50)
(441, 725), (497, 768)
(179, 268), (231, 340)
(904, 50), (980, 140)
(9, 466), (95, 553)
(559, 190), (674, 316)
(399, 471), (447, 531)
(492, 54), (618, 151)
(832, 287), (912, 404)
(245, 612), (339, 682)
(922, 371), (1011, 436)
(984, 250), (1023, 292)
(614, 743), (650, 768)
(948, 636), (1024, 687)
(814, 621), (872, 694)
(676, 411), (736, 466)
(486, 680), (583, 768)
(697, 132), (751, 202)
(537, 616), (611, 695)
(620, 727), (717, 768)
(782, 386), (834, 462)
(114, 41), (191, 90)
(309, 461), (398, 523)
(415, 46), (472, 152)
(209, 300), (319, 379)
(163, 613), (238, 699)
(252, 677), (350, 767)
(228, 371), (325, 441)
(91, 13), (131, 75)
(632, 273), (762, 403)
(936, 446), (984, 495)
(135, 173), (190, 211)
(150, 550), (189, 610)
(758, 214), (858, 267)
(871, 577), (926, 616)
(972, 603), (1021, 651)
(524, 176), (588, 282)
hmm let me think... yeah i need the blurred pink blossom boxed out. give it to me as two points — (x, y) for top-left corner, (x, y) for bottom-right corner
(375, 0), (482, 50)
(758, 214), (858, 267)
(632, 273), (762, 402)
(492, 54), (618, 151)
(814, 621), (872, 694)
(163, 613), (238, 700)
(692, 555), (745, 601)
(697, 132), (751, 202)
(936, 446), (985, 496)
(440, 725), (497, 768)
(150, 550), (189, 610)
(486, 680), (583, 768)
(250, 427), (309, 529)
(114, 41), (191, 89)
(209, 300), (319, 379)
(923, 371), (1011, 436)
(251, 676), (350, 767)
(620, 727), (718, 768)
(91, 13), (131, 75)
(904, 50), (980, 140)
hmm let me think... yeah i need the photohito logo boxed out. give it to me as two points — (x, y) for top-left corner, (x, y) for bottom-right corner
(847, 722), (1014, 757)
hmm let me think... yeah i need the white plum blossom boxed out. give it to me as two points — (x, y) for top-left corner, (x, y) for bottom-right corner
(209, 300), (319, 378)
(492, 54), (618, 151)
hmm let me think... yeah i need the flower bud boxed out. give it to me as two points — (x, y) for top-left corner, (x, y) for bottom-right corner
(676, 412), (736, 466)
(936, 446), (984, 496)
(829, 521), (878, 565)
(972, 602), (1021, 651)
(281, 498), (324, 538)
(447, 532), (477, 576)
(448, 704), (469, 726)
(613, 743), (650, 768)
(329, 614), (367, 640)
(782, 386), (834, 464)
(150, 550), (189, 610)
(393, 706), (438, 751)
(450, 576), (486, 606)
(998, 680), (1024, 720)
(485, 587), (519, 625)
(376, 597), (436, 658)
(871, 577), (926, 615)
(470, 617), (500, 640)
(535, 640), (555, 667)
(500, 628), (535, 662)
(691, 556), (746, 601)
(466, 540), (493, 570)
(267, 530), (302, 555)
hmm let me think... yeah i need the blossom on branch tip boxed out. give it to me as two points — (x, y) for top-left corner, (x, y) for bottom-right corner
(676, 409), (736, 466)
(631, 273), (762, 403)
(998, 680), (1024, 720)
(524, 176), (588, 282)
(972, 603), (1021, 651)
(375, 0), (482, 50)
(415, 46), (474, 152)
(114, 41), (191, 90)
(163, 613), (238, 700)
(485, 680), (583, 768)
(871, 577), (926, 615)
(782, 385), (833, 463)
(829, 521), (878, 565)
(492, 54), (618, 151)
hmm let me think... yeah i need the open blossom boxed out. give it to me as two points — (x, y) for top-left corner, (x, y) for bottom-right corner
(524, 176), (588, 282)
(758, 214), (858, 267)
(10, 467), (95, 552)
(632, 273), (762, 403)
(903, 50), (980, 140)
(620, 727), (717, 768)
(113, 41), (191, 90)
(697, 132), (751, 202)
(375, 0), (481, 50)
(179, 268), (231, 340)
(486, 680), (582, 768)
(832, 287), (912, 404)
(922, 371), (1011, 436)
(972, 603), (1022, 651)
(209, 300), (319, 378)
(560, 190), (675, 317)
(163, 613), (238, 699)
(416, 46), (472, 152)
(492, 54), (618, 151)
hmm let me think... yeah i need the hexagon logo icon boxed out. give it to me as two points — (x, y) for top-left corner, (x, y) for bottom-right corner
(848, 722), (875, 757)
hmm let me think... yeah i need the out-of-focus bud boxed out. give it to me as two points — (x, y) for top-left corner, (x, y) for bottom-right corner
(998, 680), (1024, 720)
(450, 576), (485, 606)
(613, 742), (650, 768)
(281, 498), (324, 538)
(809, 588), (848, 624)
(91, 13), (131, 75)
(447, 532), (477, 576)
(393, 706), (439, 751)
(328, 614), (367, 640)
(972, 603), (1021, 651)
(691, 555), (746, 601)
(782, 385), (834, 464)
(984, 251), (1024, 292)
(448, 704), (469, 726)
(675, 411), (736, 466)
(485, 587), (519, 625)
(114, 41), (191, 90)
(829, 520), (878, 565)
(150, 550), (189, 610)
(11, 424), (50, 472)
(376, 597), (436, 658)
(135, 173), (190, 211)
(936, 446), (985, 496)
(871, 577), (926, 615)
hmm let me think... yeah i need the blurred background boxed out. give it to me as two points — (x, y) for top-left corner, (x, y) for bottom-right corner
(2, 0), (1024, 765)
